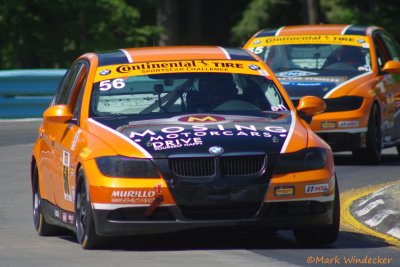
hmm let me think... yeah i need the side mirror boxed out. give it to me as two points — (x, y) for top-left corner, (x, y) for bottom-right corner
(296, 96), (326, 116)
(381, 60), (400, 74)
(43, 105), (73, 123)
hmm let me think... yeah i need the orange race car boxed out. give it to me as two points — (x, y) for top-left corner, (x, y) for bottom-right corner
(244, 25), (400, 163)
(31, 46), (339, 249)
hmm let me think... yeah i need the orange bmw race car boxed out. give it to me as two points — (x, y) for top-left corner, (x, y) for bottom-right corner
(31, 46), (339, 249)
(244, 25), (400, 163)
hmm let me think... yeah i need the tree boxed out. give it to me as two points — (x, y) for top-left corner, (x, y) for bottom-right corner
(0, 0), (158, 68)
(231, 0), (311, 45)
(321, 0), (400, 42)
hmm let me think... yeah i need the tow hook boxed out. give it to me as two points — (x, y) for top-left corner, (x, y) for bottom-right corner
(144, 195), (163, 217)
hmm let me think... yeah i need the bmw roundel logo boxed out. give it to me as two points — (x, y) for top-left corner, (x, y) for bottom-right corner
(209, 146), (224, 155)
(99, 69), (111, 75)
(248, 64), (260, 71)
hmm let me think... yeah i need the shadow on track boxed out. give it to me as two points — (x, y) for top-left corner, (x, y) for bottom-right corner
(56, 228), (393, 251)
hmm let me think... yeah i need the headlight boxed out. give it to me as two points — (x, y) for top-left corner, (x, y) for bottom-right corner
(275, 148), (327, 174)
(324, 96), (363, 112)
(95, 156), (159, 178)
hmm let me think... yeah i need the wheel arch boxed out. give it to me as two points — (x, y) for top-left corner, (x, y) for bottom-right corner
(31, 156), (37, 191)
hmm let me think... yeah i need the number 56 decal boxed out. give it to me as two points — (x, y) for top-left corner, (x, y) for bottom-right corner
(99, 78), (126, 91)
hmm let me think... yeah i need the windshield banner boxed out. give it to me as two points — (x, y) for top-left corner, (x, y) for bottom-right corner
(249, 35), (370, 48)
(94, 60), (270, 82)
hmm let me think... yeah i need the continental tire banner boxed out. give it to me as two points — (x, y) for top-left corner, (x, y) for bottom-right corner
(94, 60), (270, 82)
(249, 35), (370, 48)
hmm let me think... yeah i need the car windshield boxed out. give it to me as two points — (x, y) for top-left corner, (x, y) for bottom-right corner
(256, 44), (371, 76)
(90, 73), (288, 117)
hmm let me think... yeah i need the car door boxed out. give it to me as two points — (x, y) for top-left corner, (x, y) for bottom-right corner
(43, 61), (88, 211)
(373, 30), (400, 145)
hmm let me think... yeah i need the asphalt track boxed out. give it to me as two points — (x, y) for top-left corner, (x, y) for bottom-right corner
(0, 120), (399, 267)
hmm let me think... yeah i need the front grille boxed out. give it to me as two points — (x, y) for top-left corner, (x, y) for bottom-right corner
(169, 157), (215, 177)
(169, 155), (266, 178)
(221, 155), (265, 176)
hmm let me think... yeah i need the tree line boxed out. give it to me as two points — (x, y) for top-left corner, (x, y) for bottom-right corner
(1, 0), (399, 69)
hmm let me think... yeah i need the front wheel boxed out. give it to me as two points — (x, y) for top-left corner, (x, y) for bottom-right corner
(293, 179), (340, 246)
(32, 166), (67, 236)
(75, 168), (103, 249)
(352, 104), (382, 164)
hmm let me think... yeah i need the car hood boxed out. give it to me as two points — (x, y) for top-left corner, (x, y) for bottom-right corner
(93, 113), (297, 158)
(276, 70), (372, 99)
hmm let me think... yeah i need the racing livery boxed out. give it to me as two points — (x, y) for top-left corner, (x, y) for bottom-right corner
(31, 46), (339, 249)
(244, 25), (400, 163)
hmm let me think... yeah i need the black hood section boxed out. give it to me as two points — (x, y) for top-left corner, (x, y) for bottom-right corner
(94, 114), (292, 216)
(94, 113), (293, 158)
(280, 80), (338, 98)
(275, 70), (360, 99)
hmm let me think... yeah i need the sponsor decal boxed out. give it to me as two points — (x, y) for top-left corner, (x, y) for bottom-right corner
(271, 104), (288, 112)
(68, 214), (74, 224)
(70, 129), (82, 151)
(62, 212), (68, 222)
(178, 115), (225, 123)
(281, 82), (323, 87)
(276, 70), (318, 77)
(79, 148), (92, 158)
(279, 76), (343, 83)
(111, 189), (158, 204)
(247, 35), (370, 47)
(275, 186), (295, 197)
(321, 121), (337, 129)
(62, 151), (72, 202)
(94, 60), (270, 82)
(338, 120), (359, 128)
(129, 124), (288, 151)
(305, 183), (329, 194)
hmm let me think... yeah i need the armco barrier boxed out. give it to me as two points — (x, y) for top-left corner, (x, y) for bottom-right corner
(0, 69), (66, 118)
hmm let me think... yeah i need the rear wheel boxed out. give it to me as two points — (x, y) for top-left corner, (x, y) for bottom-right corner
(32, 166), (66, 236)
(293, 179), (340, 246)
(75, 168), (103, 249)
(352, 104), (382, 164)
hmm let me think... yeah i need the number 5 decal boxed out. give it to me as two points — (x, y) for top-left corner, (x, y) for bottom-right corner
(99, 78), (126, 91)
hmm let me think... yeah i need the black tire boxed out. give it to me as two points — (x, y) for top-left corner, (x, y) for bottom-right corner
(293, 179), (340, 246)
(352, 104), (382, 164)
(75, 168), (103, 249)
(32, 166), (66, 236)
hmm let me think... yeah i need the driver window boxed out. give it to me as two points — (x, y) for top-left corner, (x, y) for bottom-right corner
(380, 31), (400, 61)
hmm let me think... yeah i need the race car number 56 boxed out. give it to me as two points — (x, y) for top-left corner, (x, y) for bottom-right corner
(99, 78), (126, 91)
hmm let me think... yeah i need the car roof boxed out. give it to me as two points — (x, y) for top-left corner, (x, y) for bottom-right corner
(85, 46), (257, 67)
(253, 24), (382, 38)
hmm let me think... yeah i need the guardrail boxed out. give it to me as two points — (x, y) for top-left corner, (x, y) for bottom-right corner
(0, 69), (66, 119)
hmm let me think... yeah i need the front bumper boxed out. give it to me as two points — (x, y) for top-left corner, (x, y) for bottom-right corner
(92, 200), (335, 236)
(317, 131), (366, 151)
